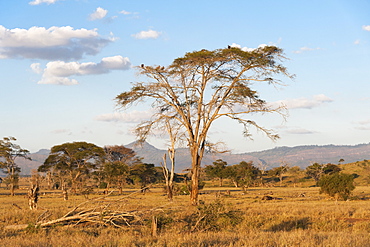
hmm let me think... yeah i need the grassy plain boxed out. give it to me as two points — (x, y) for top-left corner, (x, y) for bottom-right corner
(1, 183), (370, 246)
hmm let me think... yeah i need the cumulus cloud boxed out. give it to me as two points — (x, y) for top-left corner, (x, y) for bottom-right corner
(0, 25), (111, 60)
(272, 94), (333, 110)
(95, 110), (153, 123)
(230, 43), (267, 52)
(362, 25), (370, 31)
(293, 46), (322, 54)
(35, 55), (131, 85)
(29, 0), (60, 5)
(30, 63), (42, 74)
(89, 7), (108, 20)
(132, 29), (161, 39)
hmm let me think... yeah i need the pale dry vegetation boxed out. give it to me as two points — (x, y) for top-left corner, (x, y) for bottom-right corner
(2, 182), (370, 247)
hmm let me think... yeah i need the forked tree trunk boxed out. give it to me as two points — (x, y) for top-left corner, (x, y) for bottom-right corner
(161, 150), (175, 201)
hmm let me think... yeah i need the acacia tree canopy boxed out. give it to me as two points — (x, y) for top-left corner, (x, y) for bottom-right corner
(38, 141), (105, 193)
(0, 137), (30, 196)
(116, 46), (293, 205)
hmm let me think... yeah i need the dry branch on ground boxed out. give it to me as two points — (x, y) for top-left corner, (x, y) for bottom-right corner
(4, 189), (153, 230)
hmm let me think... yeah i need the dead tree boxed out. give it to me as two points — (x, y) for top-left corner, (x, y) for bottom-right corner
(28, 170), (41, 210)
(161, 152), (175, 201)
(28, 184), (39, 210)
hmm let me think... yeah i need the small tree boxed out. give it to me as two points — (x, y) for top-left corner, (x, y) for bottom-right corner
(318, 173), (355, 200)
(96, 145), (141, 194)
(268, 163), (288, 186)
(306, 162), (341, 184)
(305, 163), (324, 182)
(204, 159), (228, 186)
(0, 137), (31, 196)
(225, 161), (260, 190)
(130, 163), (161, 191)
(97, 161), (129, 194)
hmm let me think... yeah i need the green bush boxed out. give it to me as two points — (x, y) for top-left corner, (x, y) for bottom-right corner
(317, 173), (355, 200)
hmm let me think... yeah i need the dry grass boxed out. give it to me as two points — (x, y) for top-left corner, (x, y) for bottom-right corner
(2, 185), (370, 246)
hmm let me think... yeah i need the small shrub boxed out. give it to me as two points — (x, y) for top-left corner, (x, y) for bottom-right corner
(317, 173), (355, 200)
(185, 200), (243, 232)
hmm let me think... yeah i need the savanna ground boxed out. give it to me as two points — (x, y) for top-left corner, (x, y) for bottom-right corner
(2, 179), (370, 247)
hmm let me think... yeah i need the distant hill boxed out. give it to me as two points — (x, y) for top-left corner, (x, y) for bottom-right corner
(126, 142), (370, 171)
(14, 149), (50, 176)
(11, 142), (370, 175)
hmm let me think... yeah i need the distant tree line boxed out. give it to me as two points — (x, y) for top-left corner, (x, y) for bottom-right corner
(0, 137), (357, 201)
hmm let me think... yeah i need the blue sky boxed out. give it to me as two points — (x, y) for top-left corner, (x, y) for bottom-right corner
(1, 0), (370, 153)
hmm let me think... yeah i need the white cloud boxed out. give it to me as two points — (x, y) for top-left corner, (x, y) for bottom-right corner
(120, 10), (131, 15)
(293, 46), (322, 54)
(132, 29), (161, 39)
(272, 94), (333, 110)
(354, 39), (361, 45)
(95, 110), (153, 123)
(362, 25), (370, 31)
(36, 55), (131, 85)
(29, 0), (60, 5)
(30, 63), (42, 74)
(0, 25), (111, 60)
(274, 125), (316, 135)
(119, 10), (139, 19)
(89, 7), (108, 21)
(230, 43), (267, 52)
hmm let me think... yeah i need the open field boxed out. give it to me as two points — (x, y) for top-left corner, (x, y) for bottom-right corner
(1, 185), (370, 247)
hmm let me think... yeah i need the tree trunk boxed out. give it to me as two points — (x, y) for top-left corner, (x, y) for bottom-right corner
(105, 182), (110, 194)
(10, 167), (16, 196)
(10, 183), (15, 196)
(190, 142), (206, 206)
(190, 166), (199, 206)
(161, 151), (175, 201)
(28, 184), (39, 210)
(279, 174), (283, 187)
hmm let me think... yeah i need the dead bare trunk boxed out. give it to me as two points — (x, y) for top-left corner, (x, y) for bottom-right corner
(161, 150), (175, 201)
(28, 184), (39, 210)
(151, 216), (158, 237)
(62, 182), (68, 200)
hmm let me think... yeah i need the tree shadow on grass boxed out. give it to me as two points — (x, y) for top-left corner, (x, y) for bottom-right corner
(267, 217), (311, 232)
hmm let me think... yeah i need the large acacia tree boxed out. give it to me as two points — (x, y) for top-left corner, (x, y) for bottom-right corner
(38, 141), (105, 197)
(116, 46), (292, 205)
